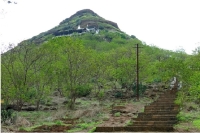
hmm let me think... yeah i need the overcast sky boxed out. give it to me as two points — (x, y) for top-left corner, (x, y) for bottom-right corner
(0, 0), (200, 54)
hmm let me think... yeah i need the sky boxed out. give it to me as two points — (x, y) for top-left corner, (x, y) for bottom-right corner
(0, 0), (200, 54)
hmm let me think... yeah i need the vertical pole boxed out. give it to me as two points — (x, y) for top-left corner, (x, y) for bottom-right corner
(136, 44), (139, 100)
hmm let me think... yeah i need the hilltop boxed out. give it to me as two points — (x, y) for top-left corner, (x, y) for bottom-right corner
(28, 9), (123, 44)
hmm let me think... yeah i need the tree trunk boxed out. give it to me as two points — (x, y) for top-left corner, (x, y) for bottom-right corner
(36, 100), (40, 111)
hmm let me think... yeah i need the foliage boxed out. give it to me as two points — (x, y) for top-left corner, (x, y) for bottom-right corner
(132, 83), (147, 96)
(68, 122), (98, 132)
(114, 112), (121, 117)
(177, 111), (200, 122)
(76, 85), (92, 97)
(1, 109), (14, 123)
(89, 127), (96, 133)
(2, 29), (200, 113)
(193, 119), (200, 129)
(55, 120), (64, 125)
(125, 120), (133, 126)
(174, 90), (187, 106)
(115, 91), (123, 98)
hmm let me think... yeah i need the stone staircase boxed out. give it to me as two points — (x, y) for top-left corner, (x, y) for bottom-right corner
(95, 88), (179, 132)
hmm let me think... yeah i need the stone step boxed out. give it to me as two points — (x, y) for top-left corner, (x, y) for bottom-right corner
(156, 99), (176, 101)
(137, 116), (178, 119)
(144, 111), (179, 114)
(145, 107), (178, 110)
(132, 117), (177, 121)
(150, 104), (177, 107)
(95, 126), (174, 132)
(144, 105), (179, 109)
(139, 112), (178, 115)
(153, 100), (174, 104)
(159, 93), (177, 96)
(158, 96), (176, 98)
(131, 124), (175, 127)
(133, 121), (177, 125)
(145, 109), (179, 112)
(138, 114), (177, 118)
(159, 94), (176, 98)
(156, 100), (176, 102)
(150, 102), (176, 105)
(145, 106), (179, 110)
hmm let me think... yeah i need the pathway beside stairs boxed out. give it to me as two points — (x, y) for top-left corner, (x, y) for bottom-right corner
(95, 88), (180, 132)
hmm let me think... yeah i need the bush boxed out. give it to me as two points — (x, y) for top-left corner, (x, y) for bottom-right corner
(114, 112), (120, 117)
(76, 85), (91, 97)
(115, 91), (123, 98)
(132, 83), (147, 95)
(1, 109), (14, 123)
(176, 112), (196, 122)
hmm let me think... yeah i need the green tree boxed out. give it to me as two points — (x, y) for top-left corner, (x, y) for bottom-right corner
(1, 43), (45, 110)
(48, 37), (93, 109)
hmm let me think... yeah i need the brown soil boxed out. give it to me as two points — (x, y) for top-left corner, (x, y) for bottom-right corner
(32, 125), (71, 132)
(99, 103), (145, 127)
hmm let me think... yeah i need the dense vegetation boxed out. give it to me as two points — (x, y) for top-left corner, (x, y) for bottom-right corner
(2, 31), (200, 111)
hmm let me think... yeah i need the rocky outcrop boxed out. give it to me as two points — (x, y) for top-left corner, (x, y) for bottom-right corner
(60, 9), (101, 25)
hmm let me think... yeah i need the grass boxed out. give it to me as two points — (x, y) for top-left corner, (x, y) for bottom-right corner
(17, 111), (52, 123)
(177, 111), (200, 122)
(67, 122), (100, 132)
(18, 119), (67, 132)
(67, 128), (83, 132)
(140, 107), (144, 112)
(125, 120), (133, 126)
(102, 114), (110, 121)
(114, 112), (121, 117)
(88, 127), (96, 133)
(54, 120), (65, 125)
(193, 119), (200, 129)
(19, 124), (41, 132)
(175, 101), (200, 131)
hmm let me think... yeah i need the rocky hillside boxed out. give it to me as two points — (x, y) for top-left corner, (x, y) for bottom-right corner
(28, 9), (122, 44)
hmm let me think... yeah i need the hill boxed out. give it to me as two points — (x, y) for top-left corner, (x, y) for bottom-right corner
(27, 9), (123, 44)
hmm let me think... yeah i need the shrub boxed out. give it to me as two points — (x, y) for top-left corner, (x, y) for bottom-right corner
(132, 83), (147, 95)
(1, 109), (14, 123)
(176, 112), (196, 122)
(114, 112), (120, 117)
(76, 85), (91, 97)
(114, 91), (123, 98)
